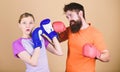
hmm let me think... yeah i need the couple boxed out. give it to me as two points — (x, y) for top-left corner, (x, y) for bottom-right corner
(12, 2), (110, 72)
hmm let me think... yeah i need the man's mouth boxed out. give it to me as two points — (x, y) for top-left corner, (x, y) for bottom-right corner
(70, 20), (76, 26)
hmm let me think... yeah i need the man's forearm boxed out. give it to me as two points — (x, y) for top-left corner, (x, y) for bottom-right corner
(98, 50), (110, 62)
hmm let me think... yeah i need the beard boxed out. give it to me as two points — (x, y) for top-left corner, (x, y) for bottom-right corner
(70, 20), (82, 33)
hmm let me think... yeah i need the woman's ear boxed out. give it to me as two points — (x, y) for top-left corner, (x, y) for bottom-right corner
(18, 23), (21, 28)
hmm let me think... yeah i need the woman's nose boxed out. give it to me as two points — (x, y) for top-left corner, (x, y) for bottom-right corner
(26, 24), (30, 28)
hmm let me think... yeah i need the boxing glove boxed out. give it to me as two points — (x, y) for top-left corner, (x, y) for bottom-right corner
(82, 43), (101, 59)
(40, 18), (57, 40)
(52, 21), (66, 33)
(32, 27), (42, 48)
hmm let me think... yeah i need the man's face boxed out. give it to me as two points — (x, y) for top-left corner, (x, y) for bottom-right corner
(65, 10), (82, 33)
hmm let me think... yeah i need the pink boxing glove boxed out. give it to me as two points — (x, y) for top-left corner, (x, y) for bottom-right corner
(52, 21), (66, 33)
(82, 43), (101, 59)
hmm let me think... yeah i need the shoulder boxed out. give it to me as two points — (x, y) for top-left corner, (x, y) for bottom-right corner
(88, 25), (103, 38)
(12, 38), (26, 58)
(88, 24), (102, 34)
(12, 38), (22, 45)
(12, 38), (23, 50)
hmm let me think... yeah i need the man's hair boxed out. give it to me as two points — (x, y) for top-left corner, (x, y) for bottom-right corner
(64, 2), (85, 19)
(18, 12), (35, 23)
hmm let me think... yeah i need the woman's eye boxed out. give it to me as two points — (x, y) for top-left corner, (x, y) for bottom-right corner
(22, 22), (26, 24)
(29, 22), (33, 24)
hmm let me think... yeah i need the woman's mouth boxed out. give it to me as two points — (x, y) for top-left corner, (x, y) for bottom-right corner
(26, 29), (30, 31)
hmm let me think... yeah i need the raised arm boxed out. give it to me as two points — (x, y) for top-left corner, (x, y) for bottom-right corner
(40, 18), (64, 55)
(57, 27), (69, 42)
(46, 37), (63, 55)
(97, 49), (110, 62)
(82, 43), (110, 62)
(52, 21), (69, 42)
(18, 26), (43, 66)
(18, 47), (40, 66)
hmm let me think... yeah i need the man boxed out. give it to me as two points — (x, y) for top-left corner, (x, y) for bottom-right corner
(53, 2), (110, 72)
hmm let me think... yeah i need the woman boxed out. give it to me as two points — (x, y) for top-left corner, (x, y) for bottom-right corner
(12, 12), (63, 72)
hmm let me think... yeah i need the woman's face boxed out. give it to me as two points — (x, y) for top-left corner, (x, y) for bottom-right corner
(19, 16), (35, 36)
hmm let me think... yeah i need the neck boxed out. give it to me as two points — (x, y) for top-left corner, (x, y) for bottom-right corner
(81, 21), (89, 30)
(22, 34), (31, 38)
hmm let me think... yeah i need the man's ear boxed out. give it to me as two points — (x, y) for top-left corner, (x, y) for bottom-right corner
(79, 11), (83, 16)
(78, 11), (86, 22)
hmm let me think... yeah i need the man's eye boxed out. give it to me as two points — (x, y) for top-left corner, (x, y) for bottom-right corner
(66, 16), (69, 19)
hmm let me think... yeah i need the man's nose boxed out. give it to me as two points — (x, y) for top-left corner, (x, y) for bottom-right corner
(68, 18), (73, 21)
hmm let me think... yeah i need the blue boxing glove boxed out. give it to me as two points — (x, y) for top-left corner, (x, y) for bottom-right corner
(40, 18), (57, 40)
(32, 27), (42, 48)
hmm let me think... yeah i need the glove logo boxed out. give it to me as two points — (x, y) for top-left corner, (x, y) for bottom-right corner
(43, 23), (54, 34)
(38, 30), (42, 40)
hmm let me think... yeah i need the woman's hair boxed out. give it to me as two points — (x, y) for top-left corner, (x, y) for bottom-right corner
(18, 12), (35, 23)
(63, 2), (85, 19)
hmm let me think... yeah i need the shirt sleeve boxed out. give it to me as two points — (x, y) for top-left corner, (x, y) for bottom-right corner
(93, 29), (107, 52)
(43, 37), (50, 48)
(12, 39), (25, 58)
(58, 27), (69, 42)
